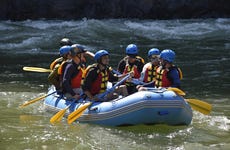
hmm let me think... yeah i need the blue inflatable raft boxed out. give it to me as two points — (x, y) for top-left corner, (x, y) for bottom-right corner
(44, 87), (193, 126)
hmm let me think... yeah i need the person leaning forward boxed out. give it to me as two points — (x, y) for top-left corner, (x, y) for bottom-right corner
(61, 45), (86, 100)
(82, 50), (130, 101)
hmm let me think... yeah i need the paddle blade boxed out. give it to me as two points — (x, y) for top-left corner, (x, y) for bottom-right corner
(186, 99), (212, 115)
(67, 109), (85, 124)
(167, 87), (186, 96)
(67, 102), (92, 124)
(19, 94), (47, 108)
(50, 108), (68, 124)
(23, 67), (52, 73)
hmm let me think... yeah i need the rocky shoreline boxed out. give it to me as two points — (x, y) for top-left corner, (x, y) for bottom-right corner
(1, 0), (230, 20)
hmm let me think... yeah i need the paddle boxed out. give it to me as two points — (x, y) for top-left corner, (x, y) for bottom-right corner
(23, 67), (52, 73)
(112, 69), (144, 85)
(165, 88), (212, 115)
(67, 73), (131, 124)
(19, 91), (56, 108)
(50, 99), (76, 124)
(185, 99), (212, 115)
(143, 87), (212, 115)
(166, 88), (212, 115)
(167, 87), (186, 96)
(143, 87), (186, 96)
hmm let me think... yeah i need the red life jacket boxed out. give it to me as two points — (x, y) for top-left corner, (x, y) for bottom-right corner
(143, 63), (158, 83)
(123, 64), (140, 78)
(71, 66), (83, 88)
(155, 66), (172, 87)
(85, 64), (109, 96)
(155, 65), (183, 88)
(59, 61), (84, 89)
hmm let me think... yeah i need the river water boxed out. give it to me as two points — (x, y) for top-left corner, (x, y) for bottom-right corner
(0, 18), (229, 150)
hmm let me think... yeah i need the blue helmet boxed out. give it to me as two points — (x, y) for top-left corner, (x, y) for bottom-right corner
(148, 48), (160, 57)
(94, 50), (109, 61)
(126, 44), (138, 55)
(59, 45), (71, 56)
(160, 49), (175, 63)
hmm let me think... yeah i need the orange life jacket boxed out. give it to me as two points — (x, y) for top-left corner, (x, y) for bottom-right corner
(49, 57), (64, 70)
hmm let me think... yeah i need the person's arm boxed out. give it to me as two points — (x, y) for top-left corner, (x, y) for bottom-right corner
(168, 69), (181, 88)
(108, 70), (119, 82)
(82, 68), (97, 93)
(82, 68), (99, 100)
(84, 51), (95, 59)
(117, 59), (126, 74)
(62, 63), (76, 96)
(136, 59), (145, 73)
(139, 63), (149, 81)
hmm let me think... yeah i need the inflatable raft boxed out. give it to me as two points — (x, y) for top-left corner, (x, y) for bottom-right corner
(44, 86), (193, 126)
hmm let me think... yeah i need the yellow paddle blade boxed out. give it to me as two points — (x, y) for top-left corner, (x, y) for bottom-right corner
(19, 94), (47, 108)
(23, 67), (52, 73)
(67, 110), (85, 124)
(186, 99), (212, 115)
(67, 102), (92, 124)
(167, 87), (186, 96)
(50, 108), (68, 124)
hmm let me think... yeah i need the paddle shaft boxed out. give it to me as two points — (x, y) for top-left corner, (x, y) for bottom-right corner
(112, 69), (144, 85)
(67, 73), (131, 124)
(98, 73), (131, 99)
(20, 91), (56, 108)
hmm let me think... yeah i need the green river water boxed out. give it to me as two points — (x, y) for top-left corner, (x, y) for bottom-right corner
(0, 18), (229, 150)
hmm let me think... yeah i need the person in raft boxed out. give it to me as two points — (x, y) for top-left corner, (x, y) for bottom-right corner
(138, 49), (183, 91)
(117, 44), (145, 94)
(61, 45), (86, 100)
(82, 50), (131, 101)
(48, 45), (72, 92)
(136, 48), (160, 90)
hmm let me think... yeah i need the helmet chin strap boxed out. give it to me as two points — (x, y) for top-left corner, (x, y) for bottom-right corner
(100, 62), (107, 67)
(97, 59), (106, 67)
(160, 60), (167, 68)
(76, 53), (82, 64)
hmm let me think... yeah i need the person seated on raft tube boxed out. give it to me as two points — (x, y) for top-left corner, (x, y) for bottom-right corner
(117, 44), (145, 94)
(137, 49), (183, 91)
(48, 45), (72, 92)
(136, 48), (160, 90)
(82, 50), (132, 101)
(61, 44), (87, 100)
